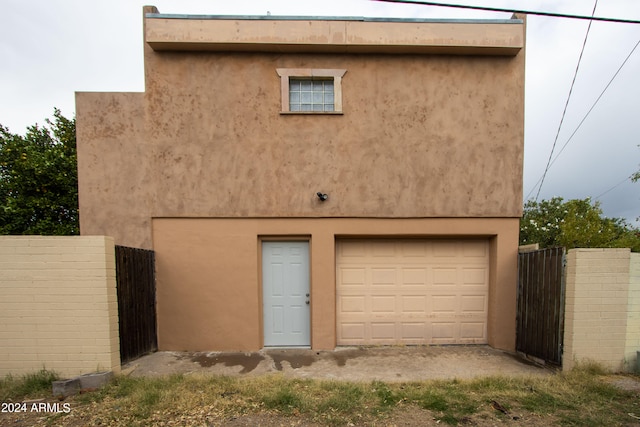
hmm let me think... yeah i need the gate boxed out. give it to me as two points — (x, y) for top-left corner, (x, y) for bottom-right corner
(516, 247), (565, 367)
(115, 245), (157, 363)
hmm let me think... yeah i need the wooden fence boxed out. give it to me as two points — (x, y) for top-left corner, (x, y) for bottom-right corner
(115, 245), (157, 364)
(517, 247), (566, 366)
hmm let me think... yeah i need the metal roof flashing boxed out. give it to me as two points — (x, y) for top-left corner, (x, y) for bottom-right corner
(144, 13), (523, 25)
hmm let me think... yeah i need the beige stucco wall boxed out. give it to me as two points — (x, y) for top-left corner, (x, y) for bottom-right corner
(563, 248), (632, 372)
(0, 236), (120, 377)
(76, 11), (525, 250)
(152, 217), (519, 352)
(76, 9), (525, 353)
(627, 253), (640, 371)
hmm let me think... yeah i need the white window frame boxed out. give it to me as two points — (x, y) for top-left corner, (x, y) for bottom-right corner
(276, 68), (347, 114)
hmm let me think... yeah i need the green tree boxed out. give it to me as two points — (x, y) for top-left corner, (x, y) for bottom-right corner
(0, 109), (78, 235)
(520, 197), (640, 251)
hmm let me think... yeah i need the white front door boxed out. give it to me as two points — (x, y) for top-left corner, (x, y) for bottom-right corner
(262, 241), (310, 347)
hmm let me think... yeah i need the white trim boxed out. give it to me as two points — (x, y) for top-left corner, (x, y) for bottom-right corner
(276, 68), (347, 114)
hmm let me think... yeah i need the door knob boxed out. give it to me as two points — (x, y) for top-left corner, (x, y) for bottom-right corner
(306, 300), (310, 305)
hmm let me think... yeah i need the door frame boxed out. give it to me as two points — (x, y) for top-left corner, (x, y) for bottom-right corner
(259, 237), (312, 348)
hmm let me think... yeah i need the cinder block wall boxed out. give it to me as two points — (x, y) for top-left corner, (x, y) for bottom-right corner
(563, 248), (631, 371)
(0, 236), (120, 377)
(627, 253), (640, 371)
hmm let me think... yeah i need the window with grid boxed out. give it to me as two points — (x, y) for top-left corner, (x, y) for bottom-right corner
(276, 68), (346, 114)
(289, 79), (334, 112)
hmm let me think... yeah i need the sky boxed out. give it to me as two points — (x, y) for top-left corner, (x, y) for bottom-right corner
(1, 0), (640, 224)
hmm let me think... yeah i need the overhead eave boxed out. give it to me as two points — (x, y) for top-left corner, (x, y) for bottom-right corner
(144, 13), (524, 56)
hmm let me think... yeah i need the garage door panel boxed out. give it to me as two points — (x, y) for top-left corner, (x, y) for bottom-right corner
(339, 268), (366, 285)
(373, 243), (396, 257)
(432, 322), (455, 341)
(432, 295), (457, 313)
(433, 268), (457, 285)
(340, 323), (365, 341)
(371, 268), (396, 285)
(371, 295), (396, 313)
(371, 323), (395, 340)
(339, 241), (368, 258)
(401, 268), (427, 285)
(402, 295), (427, 313)
(401, 241), (428, 257)
(340, 295), (366, 313)
(401, 322), (428, 340)
(463, 241), (488, 257)
(461, 322), (486, 341)
(337, 239), (489, 345)
(461, 295), (487, 313)
(431, 241), (455, 256)
(462, 268), (488, 284)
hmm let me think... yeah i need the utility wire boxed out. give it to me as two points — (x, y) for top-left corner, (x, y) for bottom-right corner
(525, 36), (640, 199)
(545, 37), (640, 169)
(371, 0), (640, 24)
(532, 0), (599, 201)
(371, 0), (640, 202)
(594, 176), (631, 200)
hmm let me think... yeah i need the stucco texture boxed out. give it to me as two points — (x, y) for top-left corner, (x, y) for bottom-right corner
(76, 12), (525, 353)
(152, 217), (519, 352)
(77, 20), (524, 249)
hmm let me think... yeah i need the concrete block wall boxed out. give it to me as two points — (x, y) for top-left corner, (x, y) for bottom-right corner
(627, 253), (640, 371)
(563, 248), (631, 371)
(0, 236), (120, 378)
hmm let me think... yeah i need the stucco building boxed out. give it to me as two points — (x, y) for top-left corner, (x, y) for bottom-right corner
(76, 7), (525, 352)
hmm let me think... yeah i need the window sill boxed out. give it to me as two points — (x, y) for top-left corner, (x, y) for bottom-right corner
(279, 111), (343, 115)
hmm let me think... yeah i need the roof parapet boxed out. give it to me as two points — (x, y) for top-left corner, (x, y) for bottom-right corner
(144, 8), (524, 56)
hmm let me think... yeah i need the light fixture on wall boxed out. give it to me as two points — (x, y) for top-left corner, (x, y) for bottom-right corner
(316, 192), (328, 201)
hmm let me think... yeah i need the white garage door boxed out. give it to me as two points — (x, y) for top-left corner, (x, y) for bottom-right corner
(336, 239), (489, 345)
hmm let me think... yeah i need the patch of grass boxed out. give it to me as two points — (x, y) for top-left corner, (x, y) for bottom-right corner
(262, 385), (304, 414)
(12, 367), (637, 427)
(415, 388), (448, 412)
(316, 382), (364, 412)
(122, 375), (183, 419)
(519, 387), (568, 412)
(252, 376), (313, 417)
(137, 388), (161, 416)
(573, 361), (608, 376)
(406, 381), (480, 425)
(372, 380), (397, 409)
(0, 369), (59, 401)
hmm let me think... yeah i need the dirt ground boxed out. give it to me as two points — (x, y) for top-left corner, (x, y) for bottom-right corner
(123, 345), (552, 381)
(4, 346), (640, 426)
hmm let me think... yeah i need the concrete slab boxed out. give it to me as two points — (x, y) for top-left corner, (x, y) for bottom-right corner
(52, 378), (81, 398)
(78, 371), (114, 390)
(123, 345), (552, 381)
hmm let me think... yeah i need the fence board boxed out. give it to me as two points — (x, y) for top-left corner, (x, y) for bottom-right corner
(517, 247), (565, 366)
(115, 245), (157, 363)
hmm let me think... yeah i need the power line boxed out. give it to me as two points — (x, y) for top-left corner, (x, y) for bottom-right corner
(525, 36), (640, 199)
(371, 0), (640, 24)
(595, 176), (632, 200)
(370, 0), (640, 203)
(533, 0), (598, 202)
(545, 37), (640, 169)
